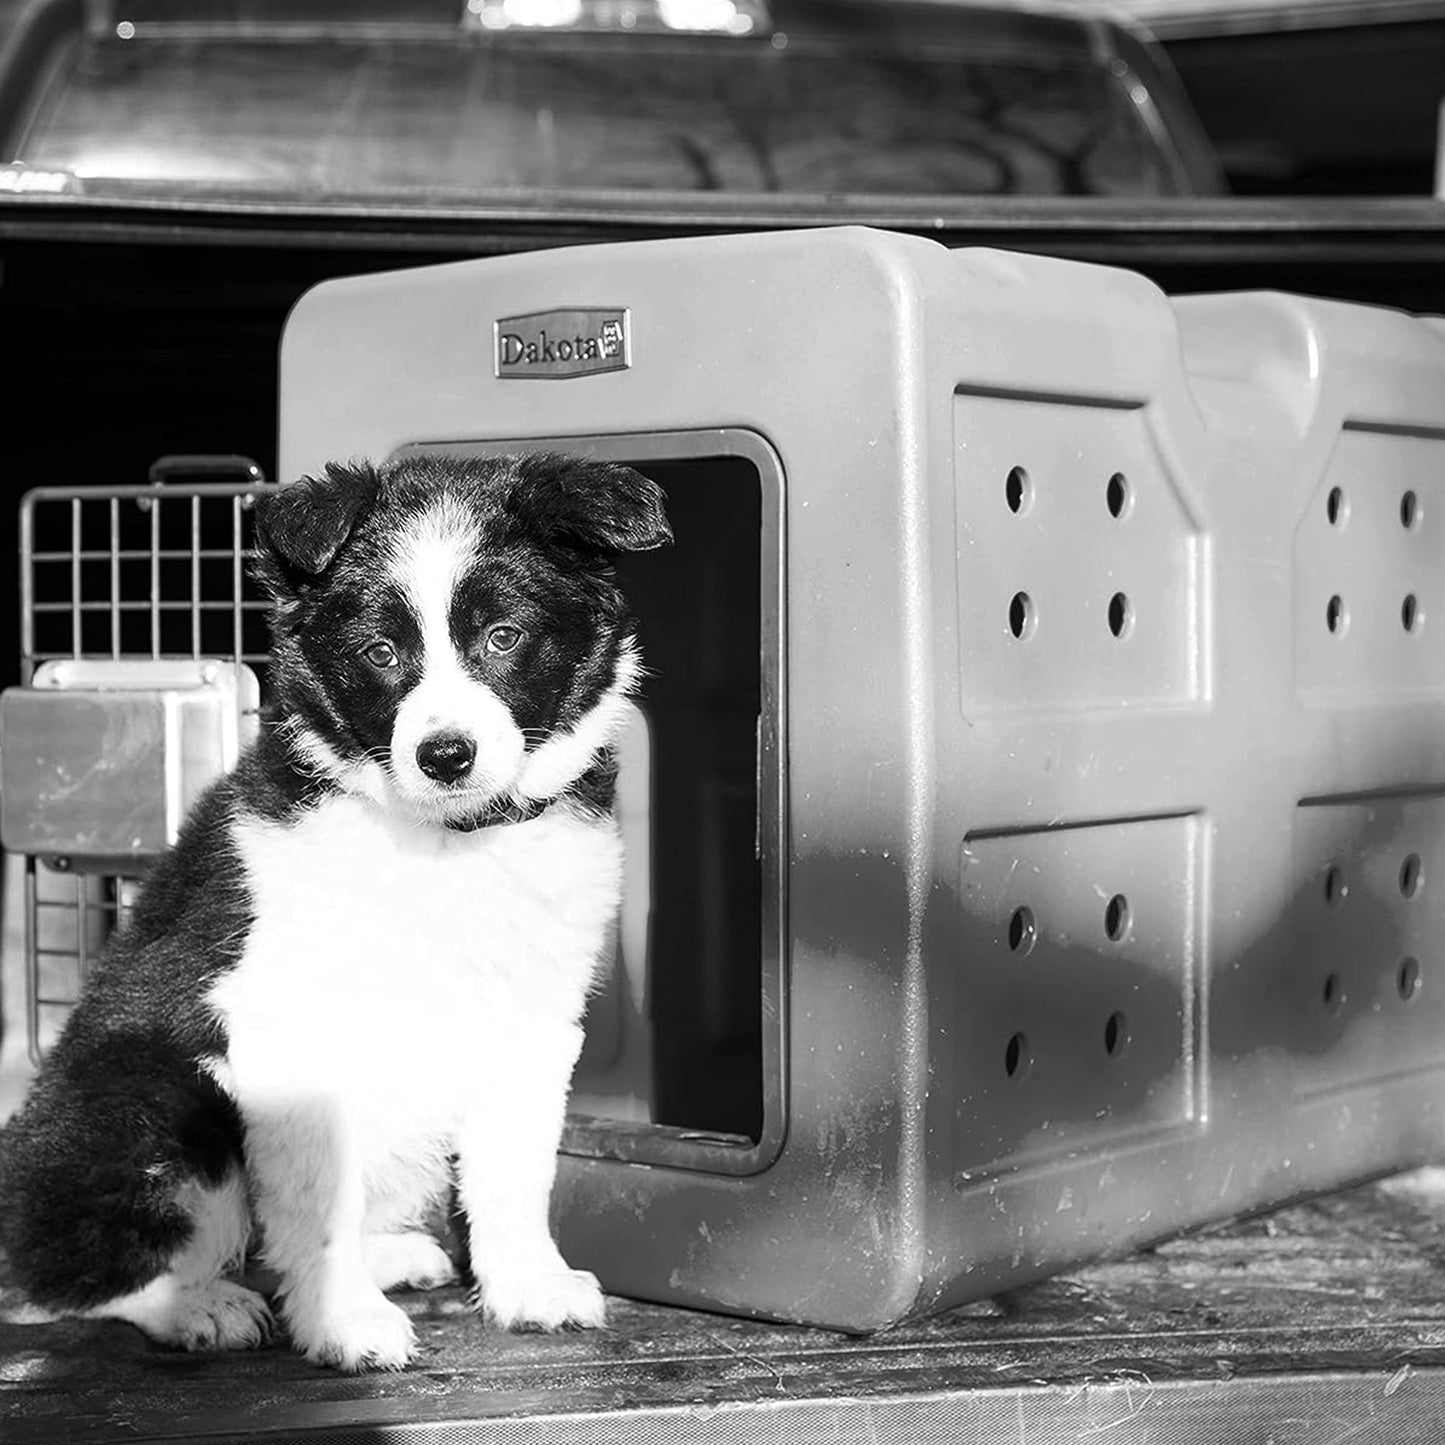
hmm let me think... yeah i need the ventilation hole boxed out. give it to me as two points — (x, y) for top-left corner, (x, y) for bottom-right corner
(1326, 486), (1347, 527)
(1106, 472), (1131, 520)
(1008, 591), (1036, 641)
(1005, 466), (1032, 516)
(1104, 1010), (1131, 1058)
(1399, 956), (1422, 1002)
(1007, 905), (1037, 955)
(1104, 893), (1131, 942)
(1402, 489), (1421, 530)
(1400, 853), (1424, 900)
(1403, 594), (1422, 633)
(1324, 864), (1348, 906)
(1107, 592), (1133, 640)
(1004, 1032), (1033, 1081)
(1322, 971), (1346, 1014)
(1326, 595), (1348, 635)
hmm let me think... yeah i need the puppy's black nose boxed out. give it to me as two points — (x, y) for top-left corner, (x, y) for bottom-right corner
(416, 730), (477, 784)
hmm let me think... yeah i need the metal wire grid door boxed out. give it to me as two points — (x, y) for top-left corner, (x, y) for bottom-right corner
(17, 477), (273, 1061)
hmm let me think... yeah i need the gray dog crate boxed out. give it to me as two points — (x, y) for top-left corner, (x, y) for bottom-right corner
(6, 227), (1445, 1330)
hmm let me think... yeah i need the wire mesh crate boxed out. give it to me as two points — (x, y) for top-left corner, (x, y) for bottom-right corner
(4, 464), (272, 1062)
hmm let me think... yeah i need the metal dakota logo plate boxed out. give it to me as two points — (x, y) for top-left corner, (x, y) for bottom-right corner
(494, 308), (631, 379)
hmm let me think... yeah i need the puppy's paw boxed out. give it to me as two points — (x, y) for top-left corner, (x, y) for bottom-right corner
(164, 1280), (275, 1352)
(365, 1231), (458, 1293)
(480, 1266), (606, 1332)
(87, 1276), (274, 1352)
(288, 1287), (417, 1372)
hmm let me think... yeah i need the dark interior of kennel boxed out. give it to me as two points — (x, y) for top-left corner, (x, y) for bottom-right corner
(608, 455), (764, 1143)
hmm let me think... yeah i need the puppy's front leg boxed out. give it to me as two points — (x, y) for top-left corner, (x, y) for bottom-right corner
(244, 1095), (417, 1371)
(458, 1019), (605, 1331)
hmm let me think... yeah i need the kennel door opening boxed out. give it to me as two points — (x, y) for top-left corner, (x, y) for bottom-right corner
(398, 435), (783, 1170)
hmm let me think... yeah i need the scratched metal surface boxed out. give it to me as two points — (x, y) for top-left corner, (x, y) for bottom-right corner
(5, 1178), (1445, 1444)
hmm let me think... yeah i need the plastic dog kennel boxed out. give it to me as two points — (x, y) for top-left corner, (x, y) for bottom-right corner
(6, 226), (1445, 1330)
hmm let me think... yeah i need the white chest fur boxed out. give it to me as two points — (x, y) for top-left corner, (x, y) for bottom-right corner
(209, 793), (621, 1126)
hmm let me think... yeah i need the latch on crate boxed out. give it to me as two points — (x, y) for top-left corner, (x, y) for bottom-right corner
(0, 658), (258, 871)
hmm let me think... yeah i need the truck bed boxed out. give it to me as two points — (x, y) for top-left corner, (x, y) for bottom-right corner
(5, 1174), (1445, 1444)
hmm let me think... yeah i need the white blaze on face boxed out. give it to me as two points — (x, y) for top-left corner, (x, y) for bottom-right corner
(387, 500), (524, 817)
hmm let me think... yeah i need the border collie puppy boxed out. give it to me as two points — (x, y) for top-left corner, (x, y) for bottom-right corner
(0, 453), (671, 1371)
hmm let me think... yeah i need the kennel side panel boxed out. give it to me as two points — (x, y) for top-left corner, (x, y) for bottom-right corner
(915, 262), (1445, 1311)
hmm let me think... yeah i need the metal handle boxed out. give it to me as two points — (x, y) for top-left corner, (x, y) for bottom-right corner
(147, 454), (268, 486)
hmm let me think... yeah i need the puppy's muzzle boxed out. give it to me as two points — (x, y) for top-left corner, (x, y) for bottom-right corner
(416, 729), (477, 785)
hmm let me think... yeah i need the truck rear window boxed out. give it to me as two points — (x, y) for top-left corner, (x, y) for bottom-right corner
(15, 31), (1179, 204)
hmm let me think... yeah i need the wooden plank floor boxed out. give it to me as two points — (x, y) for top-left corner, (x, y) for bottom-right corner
(6, 1175), (1445, 1444)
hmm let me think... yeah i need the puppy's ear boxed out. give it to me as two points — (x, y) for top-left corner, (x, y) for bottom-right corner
(254, 461), (380, 579)
(512, 454), (672, 555)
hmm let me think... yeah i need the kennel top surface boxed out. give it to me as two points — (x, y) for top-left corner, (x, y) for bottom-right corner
(5, 1175), (1445, 1445)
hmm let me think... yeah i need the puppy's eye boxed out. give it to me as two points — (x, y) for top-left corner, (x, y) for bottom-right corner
(362, 640), (399, 670)
(485, 625), (523, 655)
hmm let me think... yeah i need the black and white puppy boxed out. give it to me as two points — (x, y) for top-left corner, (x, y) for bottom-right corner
(0, 452), (670, 1371)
